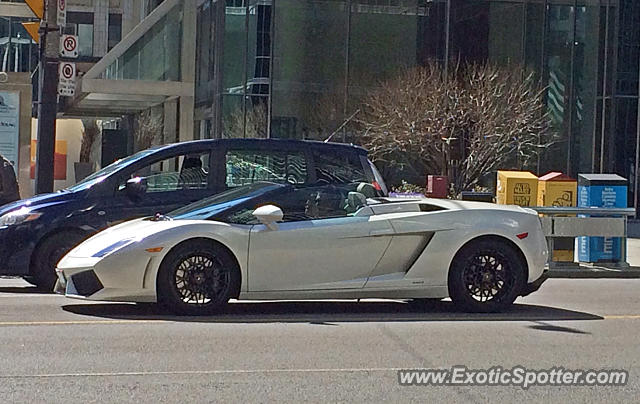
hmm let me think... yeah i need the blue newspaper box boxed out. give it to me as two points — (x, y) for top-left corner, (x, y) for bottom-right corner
(577, 174), (627, 262)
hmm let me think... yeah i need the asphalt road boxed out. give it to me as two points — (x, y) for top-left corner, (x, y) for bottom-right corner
(0, 276), (639, 403)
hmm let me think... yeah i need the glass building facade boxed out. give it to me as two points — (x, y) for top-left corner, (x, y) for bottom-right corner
(0, 16), (38, 73)
(195, 0), (638, 193)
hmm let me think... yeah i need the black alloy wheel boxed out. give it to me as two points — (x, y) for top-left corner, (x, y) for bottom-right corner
(158, 240), (239, 315)
(448, 239), (526, 313)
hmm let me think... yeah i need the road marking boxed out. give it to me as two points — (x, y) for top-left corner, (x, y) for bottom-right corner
(603, 315), (640, 320)
(0, 320), (167, 326)
(0, 367), (406, 379)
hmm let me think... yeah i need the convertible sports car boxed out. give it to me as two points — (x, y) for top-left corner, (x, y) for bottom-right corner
(56, 181), (548, 314)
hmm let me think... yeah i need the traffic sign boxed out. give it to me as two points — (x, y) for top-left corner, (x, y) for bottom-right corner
(24, 0), (44, 19)
(58, 62), (76, 97)
(57, 0), (67, 27)
(60, 34), (78, 58)
(22, 0), (43, 43)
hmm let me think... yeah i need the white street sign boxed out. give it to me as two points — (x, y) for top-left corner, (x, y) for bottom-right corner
(57, 0), (67, 27)
(0, 92), (20, 175)
(58, 62), (76, 97)
(60, 34), (78, 58)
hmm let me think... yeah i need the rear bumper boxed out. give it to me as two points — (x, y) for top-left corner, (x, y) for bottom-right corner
(521, 271), (548, 297)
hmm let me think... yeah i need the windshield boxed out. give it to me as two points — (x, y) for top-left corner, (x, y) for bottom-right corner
(168, 182), (288, 221)
(65, 149), (158, 192)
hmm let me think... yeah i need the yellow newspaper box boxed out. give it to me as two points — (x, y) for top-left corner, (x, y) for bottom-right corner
(538, 172), (577, 262)
(537, 172), (577, 207)
(496, 171), (538, 206)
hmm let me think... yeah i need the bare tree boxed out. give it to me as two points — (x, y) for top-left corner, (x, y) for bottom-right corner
(133, 106), (163, 151)
(79, 119), (99, 163)
(354, 61), (553, 193)
(223, 100), (268, 138)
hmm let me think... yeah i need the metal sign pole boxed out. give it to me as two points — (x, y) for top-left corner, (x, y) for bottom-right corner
(34, 0), (60, 194)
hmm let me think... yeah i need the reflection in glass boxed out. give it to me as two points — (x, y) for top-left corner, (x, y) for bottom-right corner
(104, 4), (182, 81)
(541, 5), (573, 173)
(571, 6), (599, 175)
(271, 0), (348, 139)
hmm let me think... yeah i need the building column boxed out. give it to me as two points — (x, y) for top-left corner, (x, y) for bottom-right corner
(163, 98), (178, 144)
(93, 0), (109, 57)
(179, 0), (197, 142)
(121, 0), (140, 37)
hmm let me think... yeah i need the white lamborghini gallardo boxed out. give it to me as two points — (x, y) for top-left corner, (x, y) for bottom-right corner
(56, 181), (548, 314)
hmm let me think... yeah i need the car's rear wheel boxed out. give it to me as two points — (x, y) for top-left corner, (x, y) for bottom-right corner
(30, 231), (86, 291)
(157, 240), (239, 315)
(448, 239), (526, 313)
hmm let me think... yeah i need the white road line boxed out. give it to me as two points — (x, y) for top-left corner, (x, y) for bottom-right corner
(0, 368), (406, 379)
(0, 320), (167, 326)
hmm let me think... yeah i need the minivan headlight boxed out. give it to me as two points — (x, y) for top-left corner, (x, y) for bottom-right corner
(0, 207), (42, 227)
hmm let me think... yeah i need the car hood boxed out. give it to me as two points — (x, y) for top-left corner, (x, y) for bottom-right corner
(65, 217), (215, 258)
(0, 190), (79, 216)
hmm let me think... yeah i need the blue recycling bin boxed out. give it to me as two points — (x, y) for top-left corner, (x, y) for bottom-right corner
(577, 174), (627, 263)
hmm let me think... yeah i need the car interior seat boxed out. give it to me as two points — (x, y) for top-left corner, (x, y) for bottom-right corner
(344, 192), (367, 215)
(179, 156), (208, 189)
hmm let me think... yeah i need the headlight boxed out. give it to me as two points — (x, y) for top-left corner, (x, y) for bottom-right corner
(0, 207), (42, 227)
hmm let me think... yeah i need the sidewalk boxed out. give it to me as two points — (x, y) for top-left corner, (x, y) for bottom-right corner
(546, 238), (640, 278)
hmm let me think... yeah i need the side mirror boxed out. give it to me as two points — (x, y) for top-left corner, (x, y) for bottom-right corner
(125, 177), (147, 201)
(252, 204), (283, 230)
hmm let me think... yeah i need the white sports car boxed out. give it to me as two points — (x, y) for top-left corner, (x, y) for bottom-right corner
(56, 182), (548, 314)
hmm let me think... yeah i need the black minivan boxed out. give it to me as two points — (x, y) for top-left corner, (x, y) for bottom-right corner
(0, 139), (388, 289)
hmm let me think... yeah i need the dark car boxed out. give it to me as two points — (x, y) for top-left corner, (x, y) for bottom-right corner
(0, 139), (387, 289)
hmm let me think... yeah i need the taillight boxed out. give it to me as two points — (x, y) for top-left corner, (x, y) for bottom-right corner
(372, 181), (382, 191)
(516, 232), (529, 240)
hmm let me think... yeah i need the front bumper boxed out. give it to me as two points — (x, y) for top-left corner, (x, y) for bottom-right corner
(56, 269), (104, 297)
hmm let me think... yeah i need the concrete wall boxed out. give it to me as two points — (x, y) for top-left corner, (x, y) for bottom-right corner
(30, 119), (85, 194)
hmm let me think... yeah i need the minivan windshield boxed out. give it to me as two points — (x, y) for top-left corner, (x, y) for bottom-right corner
(168, 182), (288, 221)
(65, 149), (158, 192)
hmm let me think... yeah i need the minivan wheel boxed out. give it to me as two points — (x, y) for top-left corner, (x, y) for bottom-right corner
(448, 239), (526, 313)
(157, 240), (240, 315)
(31, 232), (86, 291)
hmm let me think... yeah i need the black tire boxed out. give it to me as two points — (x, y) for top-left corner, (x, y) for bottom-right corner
(448, 239), (526, 313)
(157, 240), (240, 315)
(31, 231), (86, 291)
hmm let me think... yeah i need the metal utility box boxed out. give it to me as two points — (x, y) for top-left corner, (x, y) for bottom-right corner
(577, 174), (627, 263)
(538, 172), (577, 262)
(426, 175), (448, 198)
(496, 171), (538, 206)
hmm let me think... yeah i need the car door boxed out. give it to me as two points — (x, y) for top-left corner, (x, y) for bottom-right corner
(246, 185), (394, 291)
(104, 149), (214, 224)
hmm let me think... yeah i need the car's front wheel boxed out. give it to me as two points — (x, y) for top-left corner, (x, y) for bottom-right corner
(448, 238), (526, 313)
(30, 231), (86, 291)
(157, 240), (240, 315)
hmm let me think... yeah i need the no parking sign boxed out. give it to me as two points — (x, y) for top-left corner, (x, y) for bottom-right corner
(60, 34), (78, 58)
(58, 62), (76, 97)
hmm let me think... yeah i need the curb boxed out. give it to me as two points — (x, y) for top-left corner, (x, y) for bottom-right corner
(546, 265), (640, 279)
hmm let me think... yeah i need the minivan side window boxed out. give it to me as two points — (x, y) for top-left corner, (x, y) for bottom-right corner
(225, 150), (308, 187)
(312, 150), (366, 184)
(117, 151), (211, 193)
